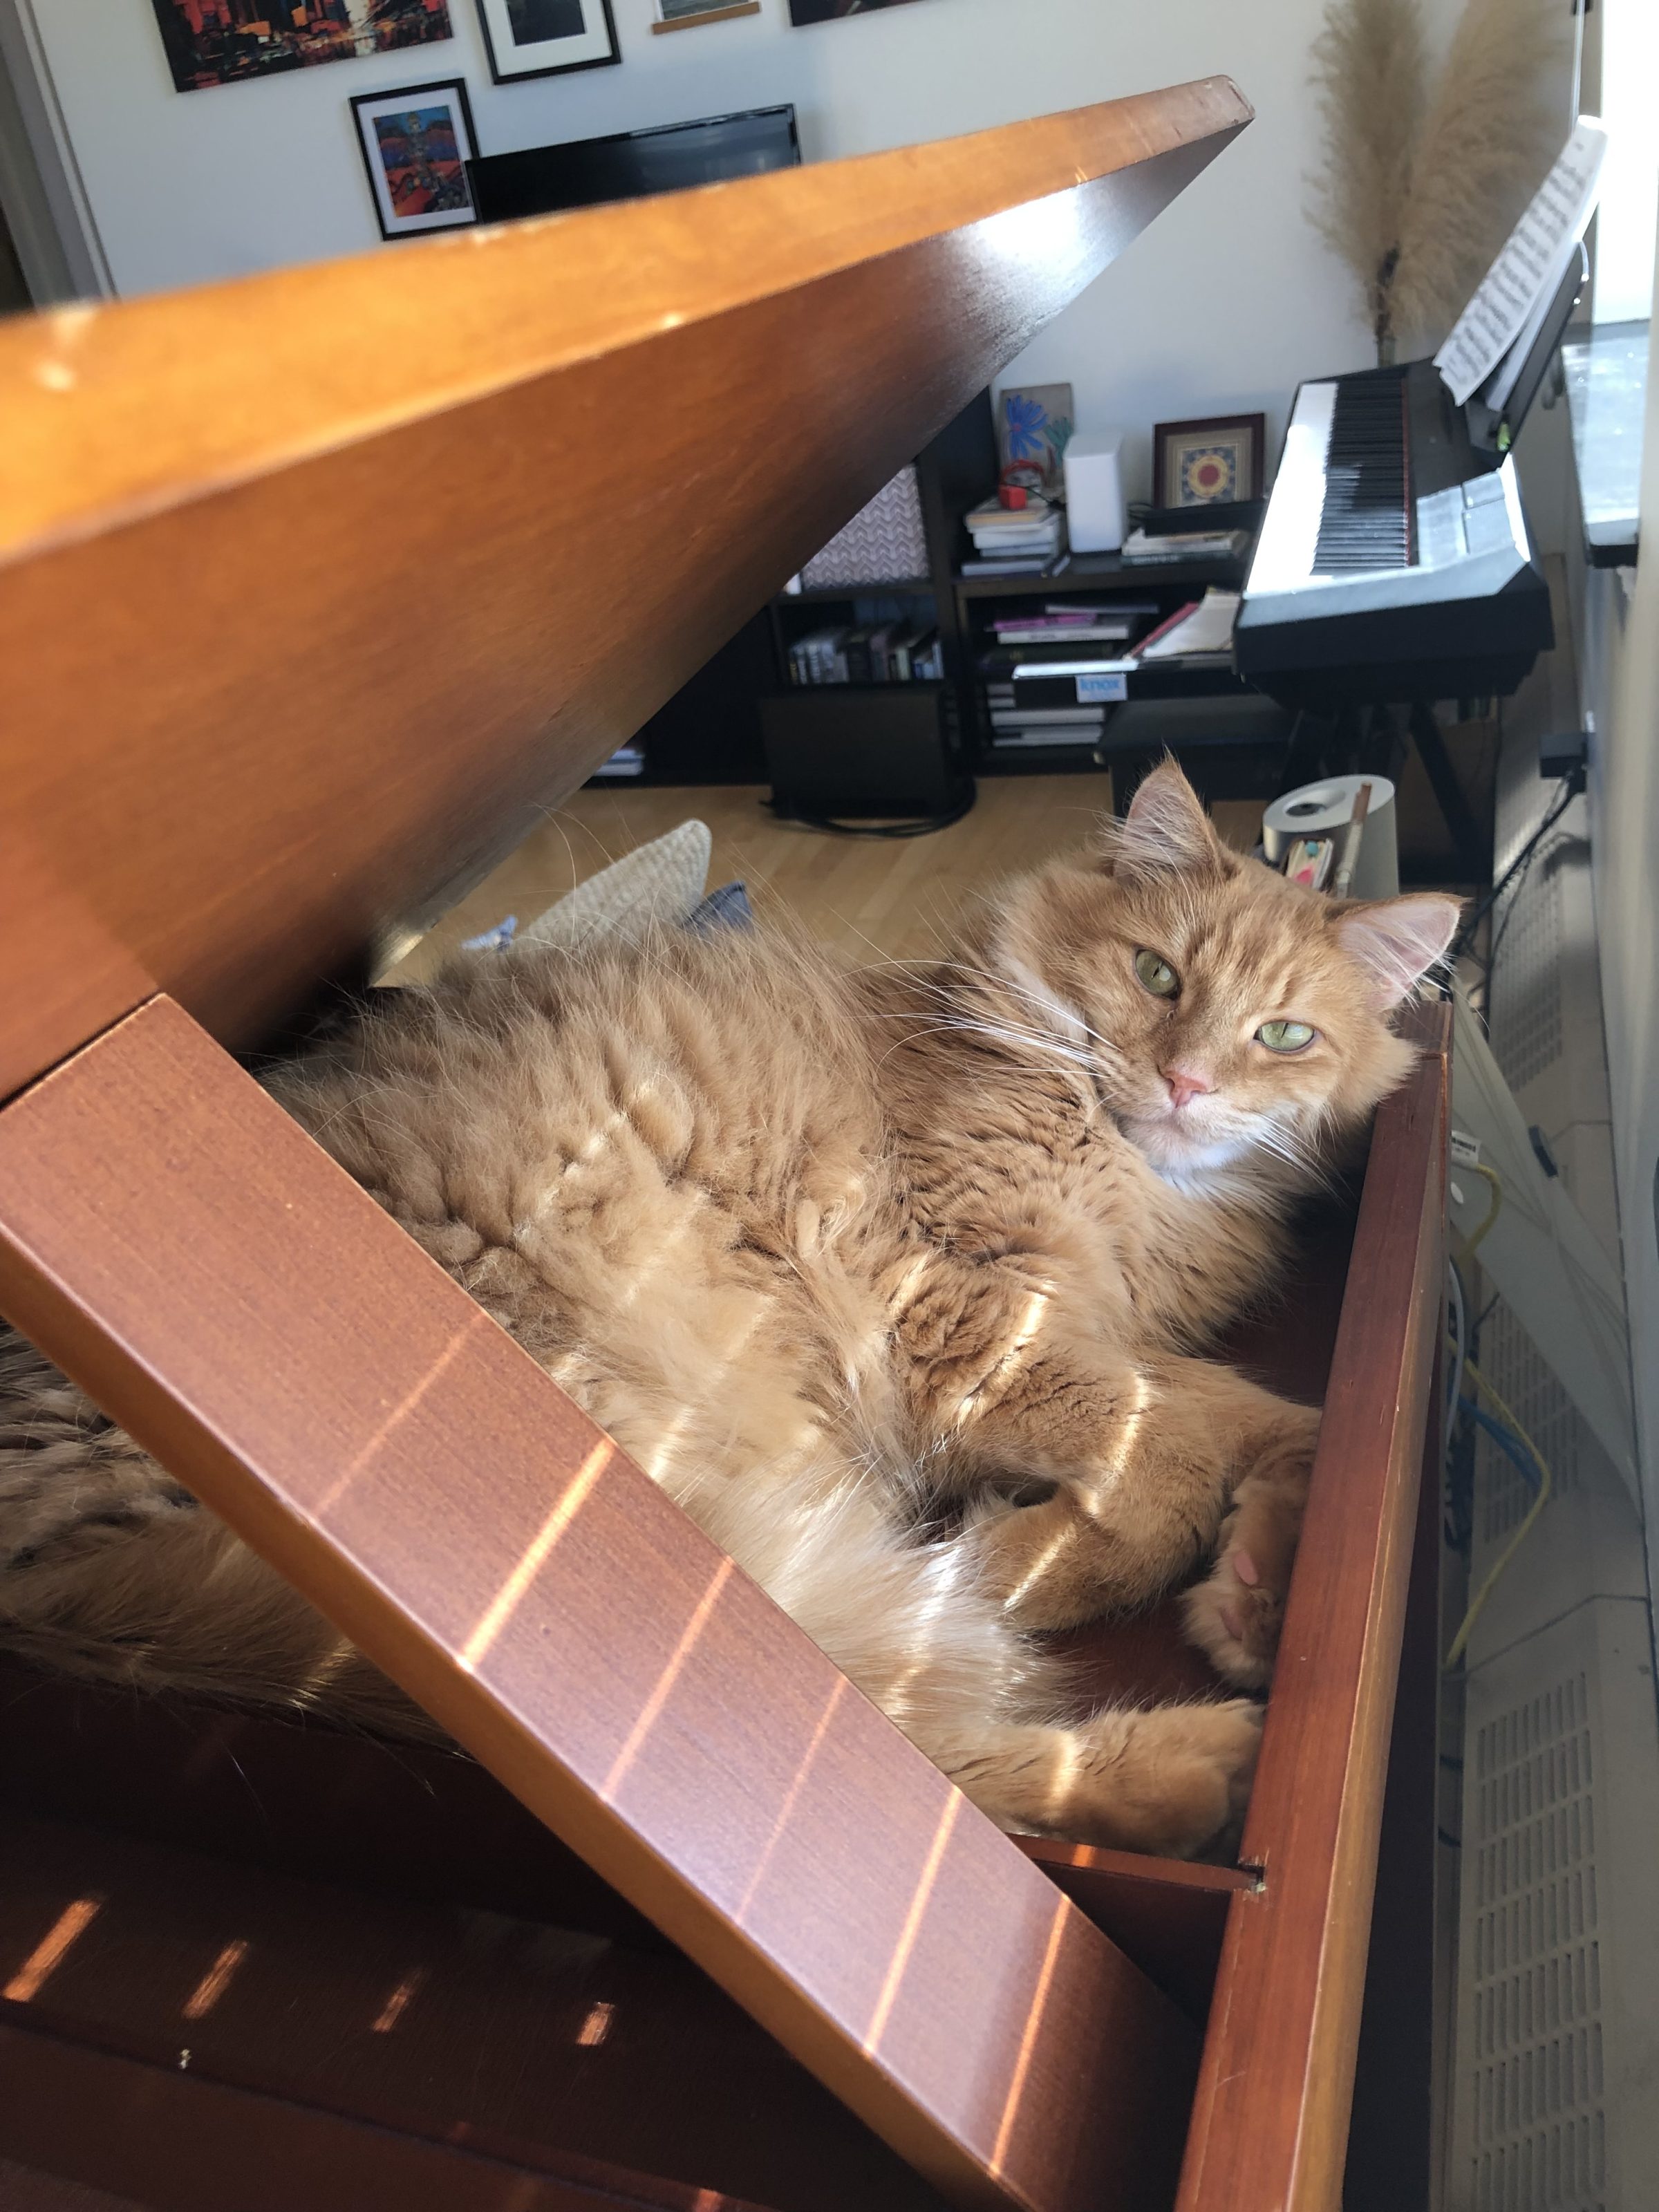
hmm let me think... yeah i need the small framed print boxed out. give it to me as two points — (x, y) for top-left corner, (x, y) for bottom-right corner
(473, 0), (619, 81)
(351, 79), (478, 241)
(652, 0), (760, 26)
(1152, 414), (1266, 507)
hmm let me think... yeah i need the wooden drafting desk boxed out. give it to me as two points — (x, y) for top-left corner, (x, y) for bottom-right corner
(0, 79), (1447, 2212)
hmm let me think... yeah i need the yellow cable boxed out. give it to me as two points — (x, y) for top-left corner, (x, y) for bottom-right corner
(1458, 1162), (1503, 1259)
(1443, 1354), (1552, 1669)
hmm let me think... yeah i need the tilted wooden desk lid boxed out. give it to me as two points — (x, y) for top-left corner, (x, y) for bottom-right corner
(0, 77), (1248, 1106)
(0, 84), (1255, 2212)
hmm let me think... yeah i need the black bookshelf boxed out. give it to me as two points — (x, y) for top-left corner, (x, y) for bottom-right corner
(954, 549), (1249, 599)
(603, 404), (1289, 809)
(955, 543), (1266, 785)
(610, 395), (997, 787)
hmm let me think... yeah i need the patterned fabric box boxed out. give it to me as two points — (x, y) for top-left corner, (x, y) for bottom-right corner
(800, 466), (929, 588)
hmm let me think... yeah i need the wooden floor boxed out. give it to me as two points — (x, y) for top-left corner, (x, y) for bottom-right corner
(394, 778), (1266, 980)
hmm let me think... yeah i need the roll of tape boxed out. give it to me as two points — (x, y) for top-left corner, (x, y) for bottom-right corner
(1262, 775), (1398, 901)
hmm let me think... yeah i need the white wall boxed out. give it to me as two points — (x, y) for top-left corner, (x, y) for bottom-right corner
(21, 0), (1390, 505)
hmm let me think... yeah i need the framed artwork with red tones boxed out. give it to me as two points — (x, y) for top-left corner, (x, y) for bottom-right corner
(149, 0), (453, 93)
(1152, 413), (1266, 507)
(350, 79), (478, 240)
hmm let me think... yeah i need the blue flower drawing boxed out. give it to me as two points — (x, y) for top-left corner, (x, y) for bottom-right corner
(1003, 391), (1049, 460)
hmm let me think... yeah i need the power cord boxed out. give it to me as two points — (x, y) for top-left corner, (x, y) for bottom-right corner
(1450, 769), (1582, 969)
(1443, 1356), (1553, 1669)
(765, 780), (977, 838)
(1455, 1163), (1503, 1264)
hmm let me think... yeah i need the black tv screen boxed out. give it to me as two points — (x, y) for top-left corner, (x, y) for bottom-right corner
(468, 105), (800, 223)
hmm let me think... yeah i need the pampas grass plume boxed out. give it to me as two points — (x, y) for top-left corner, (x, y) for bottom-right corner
(1389, 0), (1570, 350)
(1309, 0), (1427, 353)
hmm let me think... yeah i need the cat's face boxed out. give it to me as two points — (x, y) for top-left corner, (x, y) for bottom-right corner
(997, 763), (1459, 1185)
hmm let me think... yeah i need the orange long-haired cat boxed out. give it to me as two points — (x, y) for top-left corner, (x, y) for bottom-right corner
(0, 765), (1456, 1857)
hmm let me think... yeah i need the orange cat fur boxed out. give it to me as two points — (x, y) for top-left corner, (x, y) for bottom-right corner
(0, 765), (1457, 1857)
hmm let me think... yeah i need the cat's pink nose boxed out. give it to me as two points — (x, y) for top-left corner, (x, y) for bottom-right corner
(1162, 1067), (1212, 1110)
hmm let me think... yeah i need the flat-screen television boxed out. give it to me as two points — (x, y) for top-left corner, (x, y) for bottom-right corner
(467, 105), (800, 223)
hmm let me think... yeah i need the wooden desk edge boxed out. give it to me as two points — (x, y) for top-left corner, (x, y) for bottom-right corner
(1176, 1004), (1449, 2211)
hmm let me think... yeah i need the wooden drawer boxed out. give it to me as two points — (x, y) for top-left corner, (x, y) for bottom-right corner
(0, 1006), (1447, 2211)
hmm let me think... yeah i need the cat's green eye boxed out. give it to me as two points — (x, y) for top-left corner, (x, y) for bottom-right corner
(1134, 949), (1179, 998)
(1257, 1020), (1316, 1053)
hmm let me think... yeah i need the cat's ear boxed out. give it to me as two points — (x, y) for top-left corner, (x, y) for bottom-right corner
(1335, 894), (1462, 1009)
(1113, 760), (1221, 880)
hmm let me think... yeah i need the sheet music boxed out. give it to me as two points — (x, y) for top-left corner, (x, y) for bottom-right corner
(1434, 119), (1607, 408)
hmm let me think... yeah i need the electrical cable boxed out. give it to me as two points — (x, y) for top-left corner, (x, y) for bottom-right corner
(1447, 1257), (1468, 1434)
(1443, 1356), (1553, 1669)
(767, 779), (976, 839)
(1461, 1398), (1542, 1494)
(1450, 776), (1579, 967)
(1456, 1163), (1503, 1263)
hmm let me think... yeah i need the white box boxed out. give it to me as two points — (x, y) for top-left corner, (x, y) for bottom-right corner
(1063, 431), (1126, 553)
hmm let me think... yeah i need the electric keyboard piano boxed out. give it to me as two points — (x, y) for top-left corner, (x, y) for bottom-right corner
(1235, 359), (1549, 706)
(1237, 245), (1586, 711)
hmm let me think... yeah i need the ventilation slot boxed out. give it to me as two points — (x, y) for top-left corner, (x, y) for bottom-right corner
(1467, 1673), (1607, 2211)
(1490, 862), (1565, 1094)
(1473, 1302), (1580, 1551)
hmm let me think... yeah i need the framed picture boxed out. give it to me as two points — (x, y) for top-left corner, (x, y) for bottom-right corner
(149, 0), (453, 95)
(653, 0), (760, 26)
(1152, 414), (1266, 507)
(789, 0), (921, 20)
(995, 384), (1074, 493)
(473, 0), (619, 79)
(350, 79), (478, 241)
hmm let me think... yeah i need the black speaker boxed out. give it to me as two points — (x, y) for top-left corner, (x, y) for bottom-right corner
(760, 688), (966, 822)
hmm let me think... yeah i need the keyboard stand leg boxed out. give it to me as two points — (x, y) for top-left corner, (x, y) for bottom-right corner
(1280, 709), (1334, 791)
(1409, 703), (1488, 883)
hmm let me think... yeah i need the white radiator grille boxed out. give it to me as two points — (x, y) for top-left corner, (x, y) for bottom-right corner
(1489, 862), (1565, 1094)
(1476, 1303), (1581, 1549)
(1467, 1671), (1606, 2211)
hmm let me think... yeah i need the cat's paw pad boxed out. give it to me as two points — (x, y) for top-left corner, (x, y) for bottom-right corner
(1181, 1544), (1285, 1689)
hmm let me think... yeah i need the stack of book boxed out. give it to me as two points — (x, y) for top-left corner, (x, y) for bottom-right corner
(787, 623), (945, 686)
(988, 601), (1157, 650)
(980, 601), (1158, 749)
(1121, 523), (1250, 564)
(1132, 588), (1239, 663)
(962, 495), (1066, 574)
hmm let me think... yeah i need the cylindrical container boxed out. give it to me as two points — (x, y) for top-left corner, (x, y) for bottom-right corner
(1062, 431), (1127, 553)
(1262, 774), (1398, 901)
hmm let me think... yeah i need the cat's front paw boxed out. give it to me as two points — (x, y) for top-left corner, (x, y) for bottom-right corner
(1180, 1470), (1307, 1689)
(1181, 1546), (1283, 1688)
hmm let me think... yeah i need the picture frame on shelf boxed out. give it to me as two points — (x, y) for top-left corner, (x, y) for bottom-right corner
(1152, 413), (1266, 507)
(995, 383), (1074, 493)
(473, 0), (619, 79)
(653, 0), (760, 27)
(350, 79), (479, 241)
